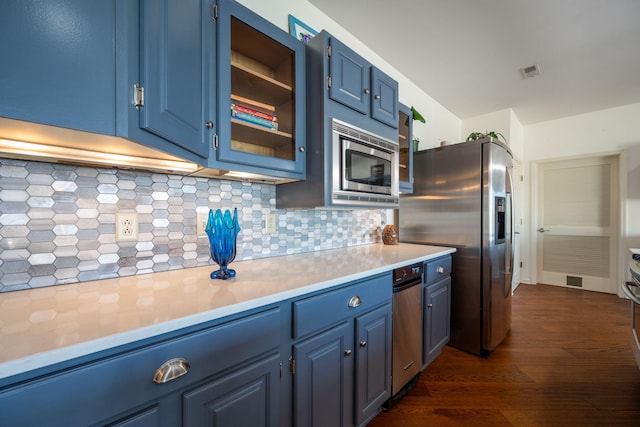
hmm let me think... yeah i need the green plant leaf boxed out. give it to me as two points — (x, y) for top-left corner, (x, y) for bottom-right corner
(410, 106), (426, 123)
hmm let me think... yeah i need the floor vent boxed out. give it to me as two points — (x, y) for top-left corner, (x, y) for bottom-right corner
(566, 276), (583, 287)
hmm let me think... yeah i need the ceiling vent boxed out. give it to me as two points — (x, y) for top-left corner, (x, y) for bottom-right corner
(520, 63), (541, 79)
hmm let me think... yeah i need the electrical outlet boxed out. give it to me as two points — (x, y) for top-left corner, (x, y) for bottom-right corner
(265, 213), (277, 234)
(196, 211), (209, 236)
(115, 212), (138, 242)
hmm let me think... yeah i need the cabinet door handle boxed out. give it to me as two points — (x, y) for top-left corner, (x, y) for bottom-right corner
(205, 121), (214, 129)
(345, 349), (353, 357)
(364, 88), (370, 94)
(437, 266), (445, 274)
(427, 303), (433, 308)
(153, 358), (190, 384)
(374, 94), (380, 100)
(299, 146), (305, 152)
(348, 295), (362, 308)
(360, 341), (367, 348)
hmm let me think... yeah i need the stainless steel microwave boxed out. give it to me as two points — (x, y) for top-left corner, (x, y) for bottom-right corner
(331, 119), (399, 207)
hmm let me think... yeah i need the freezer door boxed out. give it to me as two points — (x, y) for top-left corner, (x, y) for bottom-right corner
(482, 142), (514, 352)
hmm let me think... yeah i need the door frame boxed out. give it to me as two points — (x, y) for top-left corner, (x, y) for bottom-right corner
(530, 151), (626, 295)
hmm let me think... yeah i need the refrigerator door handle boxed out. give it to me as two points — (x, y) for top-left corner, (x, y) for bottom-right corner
(505, 167), (515, 296)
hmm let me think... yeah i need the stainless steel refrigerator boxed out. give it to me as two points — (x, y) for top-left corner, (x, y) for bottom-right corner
(399, 138), (514, 356)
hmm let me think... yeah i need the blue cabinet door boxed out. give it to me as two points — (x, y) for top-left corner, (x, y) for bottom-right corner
(424, 277), (451, 367)
(139, 0), (211, 159)
(214, 0), (305, 178)
(329, 37), (369, 115)
(355, 304), (392, 426)
(293, 321), (354, 427)
(183, 353), (281, 427)
(371, 67), (399, 128)
(0, 0), (116, 135)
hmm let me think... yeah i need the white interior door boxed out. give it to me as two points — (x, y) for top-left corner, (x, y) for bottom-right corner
(536, 155), (619, 294)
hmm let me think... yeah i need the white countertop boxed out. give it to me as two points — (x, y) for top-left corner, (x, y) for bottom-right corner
(0, 243), (454, 382)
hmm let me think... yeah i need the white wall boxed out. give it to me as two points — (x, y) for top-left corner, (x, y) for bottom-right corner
(236, 0), (462, 150)
(521, 102), (640, 288)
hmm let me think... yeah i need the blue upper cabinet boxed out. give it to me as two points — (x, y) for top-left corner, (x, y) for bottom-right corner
(212, 0), (306, 180)
(137, 0), (211, 159)
(0, 0), (212, 166)
(371, 68), (399, 128)
(328, 36), (398, 129)
(329, 37), (369, 114)
(0, 0), (116, 135)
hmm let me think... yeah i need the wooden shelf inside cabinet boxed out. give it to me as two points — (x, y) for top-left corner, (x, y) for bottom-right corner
(231, 119), (293, 148)
(231, 60), (293, 106)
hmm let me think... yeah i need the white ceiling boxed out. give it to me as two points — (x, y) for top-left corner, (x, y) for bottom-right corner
(307, 0), (640, 125)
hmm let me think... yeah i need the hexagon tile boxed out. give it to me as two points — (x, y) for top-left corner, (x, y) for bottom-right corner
(0, 158), (388, 292)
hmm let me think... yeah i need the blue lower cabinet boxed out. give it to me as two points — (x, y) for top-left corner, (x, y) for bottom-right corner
(183, 353), (281, 427)
(291, 274), (392, 427)
(355, 304), (392, 426)
(423, 277), (452, 367)
(423, 256), (452, 368)
(293, 322), (354, 427)
(0, 308), (282, 427)
(109, 406), (162, 427)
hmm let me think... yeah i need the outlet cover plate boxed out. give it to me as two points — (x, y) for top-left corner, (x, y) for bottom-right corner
(265, 213), (277, 234)
(197, 211), (209, 236)
(115, 212), (139, 242)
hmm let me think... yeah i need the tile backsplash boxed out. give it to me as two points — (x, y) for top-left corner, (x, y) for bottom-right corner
(0, 158), (388, 292)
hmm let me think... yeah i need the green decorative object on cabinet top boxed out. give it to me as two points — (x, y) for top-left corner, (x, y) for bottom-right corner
(466, 131), (507, 144)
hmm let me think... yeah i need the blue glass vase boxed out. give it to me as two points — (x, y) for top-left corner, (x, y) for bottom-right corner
(205, 208), (241, 280)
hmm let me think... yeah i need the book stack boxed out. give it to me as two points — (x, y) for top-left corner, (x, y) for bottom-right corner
(230, 94), (278, 131)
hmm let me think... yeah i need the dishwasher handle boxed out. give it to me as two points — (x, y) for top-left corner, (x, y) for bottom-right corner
(392, 279), (422, 293)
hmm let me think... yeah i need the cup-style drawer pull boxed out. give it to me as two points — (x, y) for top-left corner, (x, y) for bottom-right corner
(437, 266), (445, 274)
(348, 295), (362, 308)
(153, 358), (190, 384)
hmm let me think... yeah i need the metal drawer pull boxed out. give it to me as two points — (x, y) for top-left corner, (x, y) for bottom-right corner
(437, 266), (445, 274)
(348, 295), (362, 308)
(345, 349), (353, 357)
(360, 341), (367, 348)
(427, 303), (433, 308)
(153, 358), (190, 384)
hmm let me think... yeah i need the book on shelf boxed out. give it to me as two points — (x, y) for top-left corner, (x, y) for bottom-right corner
(231, 111), (278, 131)
(230, 94), (276, 112)
(231, 102), (277, 122)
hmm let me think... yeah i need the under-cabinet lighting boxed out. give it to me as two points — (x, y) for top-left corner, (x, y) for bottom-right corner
(223, 171), (281, 182)
(0, 138), (200, 174)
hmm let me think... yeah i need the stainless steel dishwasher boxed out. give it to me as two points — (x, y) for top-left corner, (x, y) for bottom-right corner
(391, 262), (423, 398)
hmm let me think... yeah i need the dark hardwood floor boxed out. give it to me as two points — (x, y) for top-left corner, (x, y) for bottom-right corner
(369, 283), (640, 426)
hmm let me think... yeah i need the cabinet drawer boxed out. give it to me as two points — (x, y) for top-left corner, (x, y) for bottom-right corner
(425, 256), (452, 283)
(292, 273), (391, 339)
(0, 308), (281, 427)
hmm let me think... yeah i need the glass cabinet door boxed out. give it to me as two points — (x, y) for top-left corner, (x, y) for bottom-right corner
(398, 103), (413, 193)
(215, 0), (305, 178)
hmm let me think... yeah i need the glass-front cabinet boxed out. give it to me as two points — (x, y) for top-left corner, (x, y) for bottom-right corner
(398, 103), (414, 193)
(214, 0), (306, 180)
